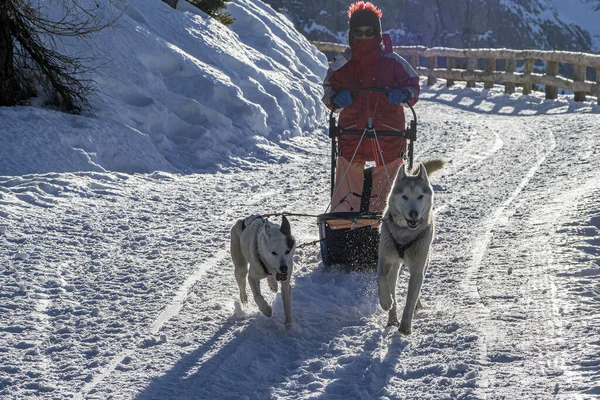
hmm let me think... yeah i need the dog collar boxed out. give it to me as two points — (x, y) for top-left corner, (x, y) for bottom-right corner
(257, 253), (272, 276)
(244, 217), (288, 281)
(385, 213), (423, 258)
(257, 253), (288, 281)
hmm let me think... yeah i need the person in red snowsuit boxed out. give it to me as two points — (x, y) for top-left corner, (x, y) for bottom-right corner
(322, 1), (420, 166)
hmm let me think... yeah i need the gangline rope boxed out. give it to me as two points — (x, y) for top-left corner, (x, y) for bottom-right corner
(261, 211), (383, 249)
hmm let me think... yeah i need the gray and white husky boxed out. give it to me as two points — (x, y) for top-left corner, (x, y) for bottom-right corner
(377, 158), (446, 334)
(230, 215), (296, 328)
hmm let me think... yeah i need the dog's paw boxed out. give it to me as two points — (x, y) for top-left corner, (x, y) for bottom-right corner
(387, 320), (400, 328)
(259, 304), (272, 318)
(379, 293), (394, 311)
(399, 321), (412, 335)
(284, 320), (292, 330)
(386, 315), (399, 327)
(240, 293), (248, 305)
(267, 276), (278, 293)
(233, 301), (246, 318)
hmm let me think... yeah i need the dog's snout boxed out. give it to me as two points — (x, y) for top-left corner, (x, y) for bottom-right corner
(280, 265), (288, 273)
(409, 210), (418, 219)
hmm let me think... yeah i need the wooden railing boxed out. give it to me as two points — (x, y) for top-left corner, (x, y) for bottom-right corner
(313, 42), (600, 105)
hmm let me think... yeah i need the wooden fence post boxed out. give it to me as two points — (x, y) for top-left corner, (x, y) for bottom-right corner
(523, 58), (534, 95)
(484, 58), (494, 89)
(446, 57), (455, 87)
(466, 58), (477, 88)
(428, 56), (437, 85)
(410, 55), (419, 70)
(573, 64), (586, 102)
(505, 59), (516, 94)
(545, 61), (559, 99)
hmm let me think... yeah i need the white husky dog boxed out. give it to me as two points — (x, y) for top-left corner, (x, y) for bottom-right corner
(230, 215), (296, 328)
(377, 158), (445, 334)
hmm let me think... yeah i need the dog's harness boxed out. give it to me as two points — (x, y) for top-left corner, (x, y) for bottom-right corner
(384, 214), (423, 258)
(241, 216), (287, 281)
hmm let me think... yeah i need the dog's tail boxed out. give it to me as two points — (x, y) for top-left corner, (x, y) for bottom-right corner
(412, 158), (446, 176)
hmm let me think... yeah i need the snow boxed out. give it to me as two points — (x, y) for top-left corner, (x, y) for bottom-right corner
(0, 0), (327, 176)
(1, 0), (600, 399)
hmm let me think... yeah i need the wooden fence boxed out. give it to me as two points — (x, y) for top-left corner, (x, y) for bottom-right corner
(313, 42), (600, 105)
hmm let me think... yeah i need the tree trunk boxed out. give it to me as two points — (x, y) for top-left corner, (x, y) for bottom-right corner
(0, 10), (21, 106)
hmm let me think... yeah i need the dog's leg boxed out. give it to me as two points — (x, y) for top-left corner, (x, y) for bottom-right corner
(377, 250), (397, 312)
(415, 256), (430, 311)
(399, 263), (425, 335)
(385, 263), (401, 327)
(377, 268), (393, 311)
(231, 226), (248, 305)
(248, 275), (272, 317)
(267, 275), (278, 293)
(281, 281), (292, 329)
(234, 264), (249, 305)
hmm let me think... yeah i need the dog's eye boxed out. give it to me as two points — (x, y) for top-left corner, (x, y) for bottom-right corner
(418, 195), (424, 199)
(271, 251), (277, 256)
(402, 195), (408, 200)
(285, 250), (290, 254)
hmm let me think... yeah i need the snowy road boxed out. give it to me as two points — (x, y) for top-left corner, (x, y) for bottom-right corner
(2, 90), (600, 399)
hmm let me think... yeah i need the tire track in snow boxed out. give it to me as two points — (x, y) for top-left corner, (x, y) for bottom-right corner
(434, 130), (504, 217)
(76, 248), (229, 398)
(366, 129), (504, 388)
(148, 249), (227, 335)
(449, 131), (504, 177)
(461, 126), (556, 394)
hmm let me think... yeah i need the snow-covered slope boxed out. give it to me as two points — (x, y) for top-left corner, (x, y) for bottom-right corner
(0, 0), (328, 176)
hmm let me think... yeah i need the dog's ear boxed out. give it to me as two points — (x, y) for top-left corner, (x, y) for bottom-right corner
(280, 215), (291, 236)
(398, 163), (408, 179)
(418, 162), (429, 181)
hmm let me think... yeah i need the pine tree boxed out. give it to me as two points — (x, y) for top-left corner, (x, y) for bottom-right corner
(0, 0), (120, 112)
(188, 0), (235, 26)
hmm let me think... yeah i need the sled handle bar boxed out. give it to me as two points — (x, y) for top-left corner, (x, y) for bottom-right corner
(332, 128), (416, 141)
(353, 87), (417, 124)
(330, 87), (417, 125)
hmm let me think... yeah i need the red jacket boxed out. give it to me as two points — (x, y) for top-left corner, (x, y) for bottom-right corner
(322, 35), (420, 164)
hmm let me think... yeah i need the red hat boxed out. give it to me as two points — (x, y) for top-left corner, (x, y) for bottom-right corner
(348, 1), (383, 34)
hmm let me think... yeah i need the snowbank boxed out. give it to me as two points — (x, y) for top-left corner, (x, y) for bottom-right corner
(0, 0), (328, 175)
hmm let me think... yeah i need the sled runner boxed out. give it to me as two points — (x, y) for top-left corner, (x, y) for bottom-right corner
(318, 88), (417, 270)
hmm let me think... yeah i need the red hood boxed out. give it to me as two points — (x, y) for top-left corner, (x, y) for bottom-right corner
(350, 36), (381, 63)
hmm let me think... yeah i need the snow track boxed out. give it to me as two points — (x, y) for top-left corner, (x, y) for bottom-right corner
(2, 97), (600, 399)
(77, 248), (230, 398)
(461, 124), (557, 395)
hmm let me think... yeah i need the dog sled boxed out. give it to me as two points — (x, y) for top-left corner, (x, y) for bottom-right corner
(318, 88), (417, 270)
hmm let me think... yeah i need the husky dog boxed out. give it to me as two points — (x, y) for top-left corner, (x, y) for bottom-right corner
(230, 215), (296, 328)
(377, 158), (446, 334)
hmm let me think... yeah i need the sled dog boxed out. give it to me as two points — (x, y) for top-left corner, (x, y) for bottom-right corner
(230, 215), (296, 328)
(377, 158), (446, 334)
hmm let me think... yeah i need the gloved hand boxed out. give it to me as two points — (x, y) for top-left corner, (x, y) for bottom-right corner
(333, 90), (352, 108)
(388, 88), (409, 105)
